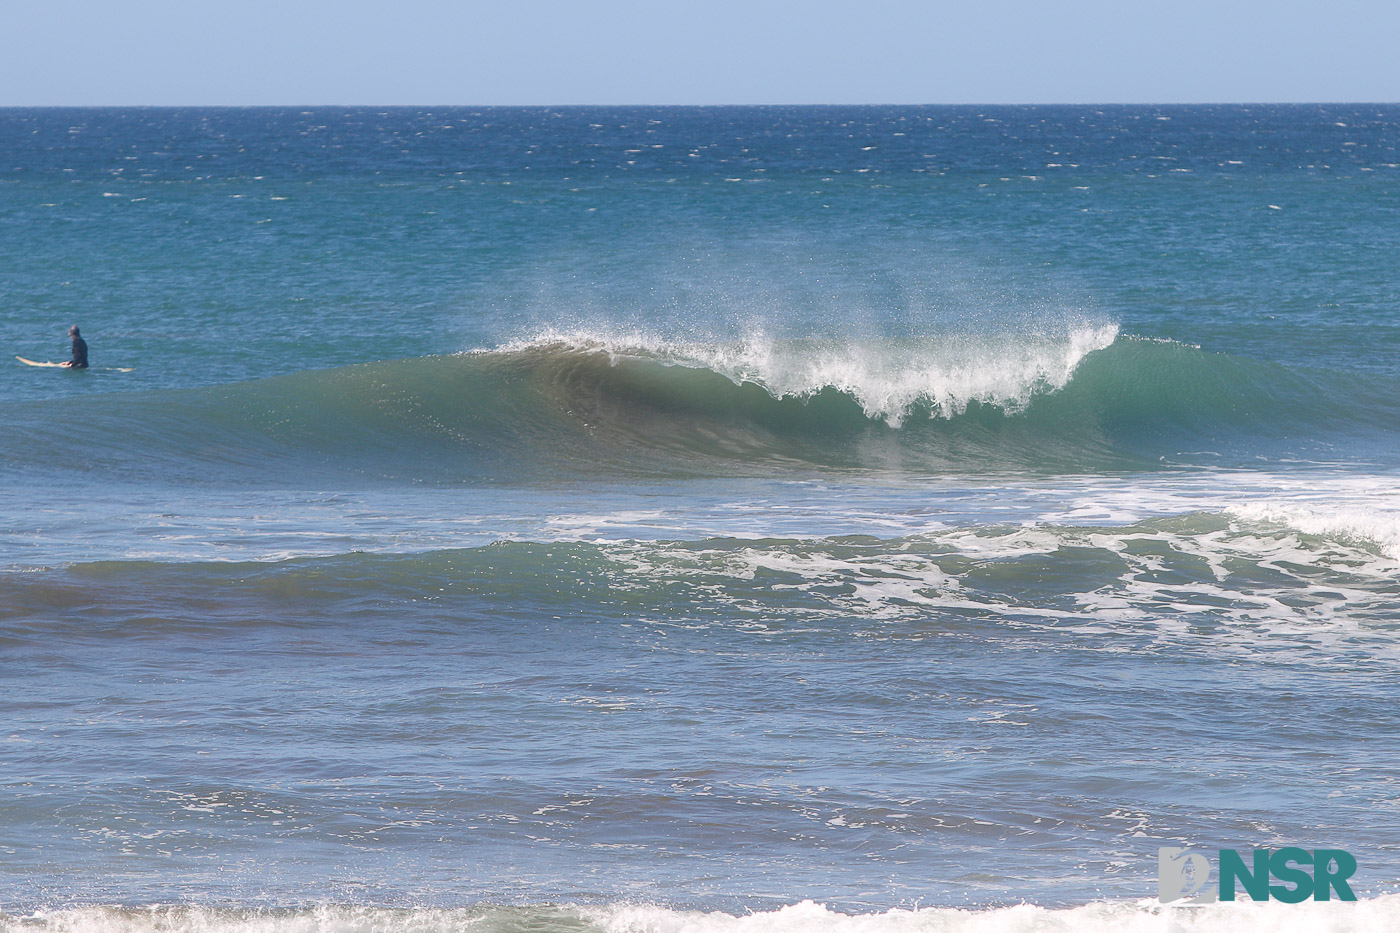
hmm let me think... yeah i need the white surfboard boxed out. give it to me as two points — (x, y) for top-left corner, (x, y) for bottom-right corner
(16, 356), (133, 372)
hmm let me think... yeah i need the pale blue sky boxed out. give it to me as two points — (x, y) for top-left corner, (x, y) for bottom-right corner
(2, 0), (1396, 105)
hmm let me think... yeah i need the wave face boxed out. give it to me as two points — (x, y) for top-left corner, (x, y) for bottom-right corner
(4, 329), (1395, 483)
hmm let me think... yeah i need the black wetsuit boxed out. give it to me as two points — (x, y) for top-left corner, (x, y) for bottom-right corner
(70, 336), (88, 369)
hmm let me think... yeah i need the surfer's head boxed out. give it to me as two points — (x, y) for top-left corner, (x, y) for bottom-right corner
(68, 326), (80, 337)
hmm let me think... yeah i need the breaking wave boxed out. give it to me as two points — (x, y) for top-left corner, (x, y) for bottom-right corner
(2, 329), (1396, 482)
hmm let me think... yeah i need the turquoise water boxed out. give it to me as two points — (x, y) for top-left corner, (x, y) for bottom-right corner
(2, 106), (1399, 931)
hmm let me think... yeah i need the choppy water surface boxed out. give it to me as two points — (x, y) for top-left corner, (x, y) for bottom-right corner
(1, 106), (1398, 930)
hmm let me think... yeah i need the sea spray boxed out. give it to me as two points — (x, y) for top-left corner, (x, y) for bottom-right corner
(495, 324), (1120, 424)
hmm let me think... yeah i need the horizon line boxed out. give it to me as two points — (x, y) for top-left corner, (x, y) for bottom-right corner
(2, 100), (1397, 109)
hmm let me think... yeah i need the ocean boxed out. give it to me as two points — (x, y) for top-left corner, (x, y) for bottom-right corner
(1, 105), (1398, 931)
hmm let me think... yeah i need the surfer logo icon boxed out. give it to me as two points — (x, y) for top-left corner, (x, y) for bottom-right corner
(1159, 847), (1218, 904)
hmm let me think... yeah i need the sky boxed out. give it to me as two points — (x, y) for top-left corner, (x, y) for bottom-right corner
(1, 0), (1397, 106)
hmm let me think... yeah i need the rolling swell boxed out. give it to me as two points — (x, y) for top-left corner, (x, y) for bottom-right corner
(3, 332), (1395, 482)
(6, 515), (1396, 637)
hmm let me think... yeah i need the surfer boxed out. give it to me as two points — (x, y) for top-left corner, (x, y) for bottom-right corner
(62, 325), (88, 369)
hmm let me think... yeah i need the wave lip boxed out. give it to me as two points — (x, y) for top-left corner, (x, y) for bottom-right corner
(494, 324), (1120, 426)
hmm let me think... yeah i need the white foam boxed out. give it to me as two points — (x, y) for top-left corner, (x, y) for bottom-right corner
(567, 486), (1400, 660)
(1228, 502), (1400, 561)
(590, 897), (1400, 932)
(9, 899), (1398, 933)
(487, 325), (1119, 426)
